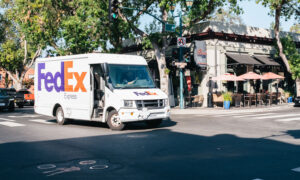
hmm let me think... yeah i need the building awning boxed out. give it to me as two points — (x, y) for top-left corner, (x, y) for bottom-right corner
(226, 53), (262, 65)
(253, 55), (280, 66)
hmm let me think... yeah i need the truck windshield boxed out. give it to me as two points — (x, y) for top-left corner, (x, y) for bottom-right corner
(108, 64), (156, 89)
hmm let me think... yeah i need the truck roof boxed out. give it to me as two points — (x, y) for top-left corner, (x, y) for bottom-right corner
(36, 53), (147, 65)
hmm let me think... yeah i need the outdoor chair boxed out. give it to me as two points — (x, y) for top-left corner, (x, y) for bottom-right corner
(264, 93), (272, 106)
(270, 92), (281, 104)
(284, 92), (290, 103)
(232, 93), (242, 107)
(244, 94), (255, 107)
(256, 93), (264, 105)
(277, 92), (282, 104)
(192, 95), (204, 107)
(213, 93), (224, 107)
(250, 94), (257, 106)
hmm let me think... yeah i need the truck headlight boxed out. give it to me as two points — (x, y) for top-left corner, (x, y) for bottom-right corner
(124, 100), (134, 107)
(163, 99), (168, 106)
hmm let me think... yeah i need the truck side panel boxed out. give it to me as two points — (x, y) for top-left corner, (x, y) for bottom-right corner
(35, 59), (91, 120)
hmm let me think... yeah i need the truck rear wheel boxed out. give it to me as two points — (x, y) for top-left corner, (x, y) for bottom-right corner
(145, 119), (162, 128)
(107, 110), (125, 131)
(56, 107), (67, 125)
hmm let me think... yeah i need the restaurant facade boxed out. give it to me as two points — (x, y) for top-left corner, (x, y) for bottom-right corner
(123, 21), (300, 107)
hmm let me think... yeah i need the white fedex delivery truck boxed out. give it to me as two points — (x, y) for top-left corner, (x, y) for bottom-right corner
(34, 53), (170, 130)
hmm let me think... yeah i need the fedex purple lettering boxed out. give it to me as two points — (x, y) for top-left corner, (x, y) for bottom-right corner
(38, 61), (87, 92)
(134, 91), (157, 96)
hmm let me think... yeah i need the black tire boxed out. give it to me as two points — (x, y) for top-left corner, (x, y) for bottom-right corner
(17, 103), (24, 108)
(8, 102), (15, 112)
(107, 110), (125, 131)
(56, 107), (67, 125)
(145, 119), (162, 128)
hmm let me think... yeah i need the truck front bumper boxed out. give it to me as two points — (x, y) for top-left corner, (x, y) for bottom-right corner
(118, 107), (170, 122)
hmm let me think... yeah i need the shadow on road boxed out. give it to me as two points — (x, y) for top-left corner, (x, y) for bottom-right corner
(57, 118), (177, 131)
(1, 129), (300, 179)
(285, 130), (300, 139)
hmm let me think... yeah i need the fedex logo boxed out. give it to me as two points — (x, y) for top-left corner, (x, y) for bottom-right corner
(38, 61), (87, 92)
(134, 91), (157, 96)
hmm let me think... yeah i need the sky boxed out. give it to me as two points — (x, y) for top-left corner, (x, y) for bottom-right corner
(139, 0), (298, 32)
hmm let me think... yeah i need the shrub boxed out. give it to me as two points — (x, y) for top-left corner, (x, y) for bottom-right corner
(223, 92), (232, 102)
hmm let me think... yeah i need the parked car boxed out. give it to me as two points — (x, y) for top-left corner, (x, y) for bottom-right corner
(15, 89), (34, 108)
(295, 97), (300, 107)
(5, 88), (17, 97)
(0, 88), (15, 111)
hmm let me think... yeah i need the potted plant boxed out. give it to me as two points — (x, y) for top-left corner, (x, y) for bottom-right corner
(223, 92), (232, 109)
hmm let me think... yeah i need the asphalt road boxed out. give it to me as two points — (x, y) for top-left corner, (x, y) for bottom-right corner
(1, 106), (300, 180)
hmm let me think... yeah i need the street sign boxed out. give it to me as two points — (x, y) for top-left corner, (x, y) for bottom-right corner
(177, 37), (186, 47)
(165, 24), (175, 32)
(174, 62), (187, 69)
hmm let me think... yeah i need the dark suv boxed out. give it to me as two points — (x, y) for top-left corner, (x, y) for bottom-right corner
(0, 88), (15, 111)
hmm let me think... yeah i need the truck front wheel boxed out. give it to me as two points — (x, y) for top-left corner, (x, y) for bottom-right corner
(107, 110), (125, 131)
(56, 107), (67, 125)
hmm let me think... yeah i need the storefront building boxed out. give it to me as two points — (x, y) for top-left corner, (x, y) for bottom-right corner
(123, 21), (300, 107)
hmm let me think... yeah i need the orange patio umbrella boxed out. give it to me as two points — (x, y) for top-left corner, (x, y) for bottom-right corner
(261, 72), (284, 80)
(212, 73), (244, 81)
(212, 73), (244, 92)
(238, 72), (262, 80)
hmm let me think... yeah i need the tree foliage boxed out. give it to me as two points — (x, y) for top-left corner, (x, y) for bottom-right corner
(207, 8), (244, 25)
(290, 23), (300, 33)
(0, 0), (133, 89)
(256, 0), (300, 73)
(0, 14), (6, 43)
(278, 36), (300, 80)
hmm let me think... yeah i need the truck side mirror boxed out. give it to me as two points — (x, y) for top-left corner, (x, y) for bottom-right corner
(101, 63), (109, 76)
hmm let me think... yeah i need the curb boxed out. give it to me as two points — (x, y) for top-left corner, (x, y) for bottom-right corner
(170, 103), (295, 115)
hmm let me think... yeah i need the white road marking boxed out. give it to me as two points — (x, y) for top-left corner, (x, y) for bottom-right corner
(255, 114), (300, 120)
(276, 118), (300, 122)
(8, 115), (42, 118)
(0, 121), (25, 127)
(0, 118), (15, 122)
(234, 113), (276, 118)
(30, 119), (55, 124)
(291, 167), (300, 172)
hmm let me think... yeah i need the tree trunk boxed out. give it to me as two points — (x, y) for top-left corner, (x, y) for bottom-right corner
(153, 43), (169, 96)
(274, 2), (291, 73)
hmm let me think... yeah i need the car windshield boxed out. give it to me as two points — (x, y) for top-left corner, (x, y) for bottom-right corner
(0, 90), (8, 96)
(108, 64), (156, 89)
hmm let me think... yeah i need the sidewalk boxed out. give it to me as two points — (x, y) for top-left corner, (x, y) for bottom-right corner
(170, 103), (295, 115)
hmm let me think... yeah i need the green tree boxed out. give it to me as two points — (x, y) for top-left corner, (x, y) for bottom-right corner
(116, 0), (242, 95)
(256, 0), (300, 73)
(0, 14), (6, 43)
(207, 8), (244, 25)
(279, 36), (300, 80)
(0, 0), (132, 89)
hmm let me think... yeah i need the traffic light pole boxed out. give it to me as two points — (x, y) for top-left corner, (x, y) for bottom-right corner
(179, 11), (184, 109)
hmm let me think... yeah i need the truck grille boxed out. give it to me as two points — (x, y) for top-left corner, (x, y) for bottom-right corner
(136, 100), (164, 109)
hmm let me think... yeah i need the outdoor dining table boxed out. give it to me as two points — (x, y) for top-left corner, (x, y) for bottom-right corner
(243, 94), (255, 107)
